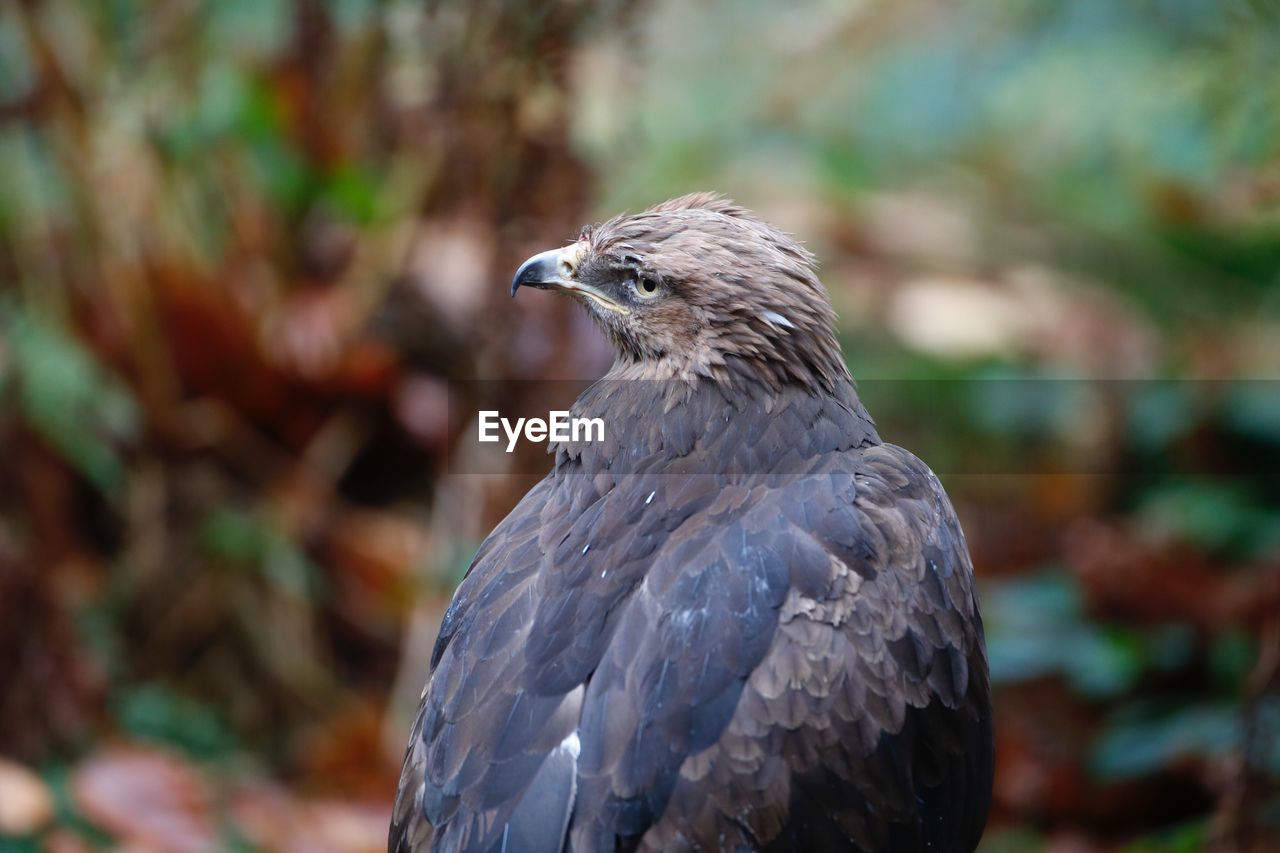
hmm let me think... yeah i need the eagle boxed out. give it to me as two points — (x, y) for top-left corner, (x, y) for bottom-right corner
(391, 194), (993, 852)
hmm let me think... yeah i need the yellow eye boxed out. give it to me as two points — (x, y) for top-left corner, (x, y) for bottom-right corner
(636, 276), (659, 298)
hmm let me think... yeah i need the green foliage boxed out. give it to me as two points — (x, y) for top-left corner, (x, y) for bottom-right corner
(202, 0), (293, 61)
(201, 508), (324, 600)
(1127, 381), (1198, 450)
(1137, 479), (1280, 559)
(1092, 701), (1240, 779)
(587, 0), (1280, 324)
(1, 305), (138, 494)
(984, 570), (1149, 698)
(1226, 381), (1280, 441)
(111, 683), (239, 761)
(1121, 820), (1210, 853)
(1209, 628), (1256, 690)
(976, 827), (1047, 852)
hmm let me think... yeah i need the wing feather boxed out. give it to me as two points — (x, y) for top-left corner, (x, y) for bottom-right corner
(390, 393), (991, 853)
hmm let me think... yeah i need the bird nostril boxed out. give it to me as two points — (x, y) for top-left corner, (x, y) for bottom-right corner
(559, 259), (576, 278)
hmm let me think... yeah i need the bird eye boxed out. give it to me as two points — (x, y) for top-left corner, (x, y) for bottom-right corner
(635, 275), (659, 298)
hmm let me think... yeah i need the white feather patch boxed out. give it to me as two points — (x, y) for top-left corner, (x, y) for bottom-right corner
(762, 309), (796, 330)
(559, 731), (581, 759)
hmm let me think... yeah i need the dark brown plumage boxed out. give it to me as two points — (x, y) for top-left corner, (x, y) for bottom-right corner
(391, 194), (993, 852)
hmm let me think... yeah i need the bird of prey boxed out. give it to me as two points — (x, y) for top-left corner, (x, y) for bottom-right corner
(391, 194), (993, 852)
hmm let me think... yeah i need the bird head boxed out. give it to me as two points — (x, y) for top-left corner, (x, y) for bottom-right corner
(511, 193), (849, 390)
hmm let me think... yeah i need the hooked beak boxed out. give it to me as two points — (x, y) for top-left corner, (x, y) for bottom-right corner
(510, 244), (629, 314)
(510, 248), (569, 297)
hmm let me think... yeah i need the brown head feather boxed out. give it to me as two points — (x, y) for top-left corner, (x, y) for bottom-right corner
(567, 194), (849, 392)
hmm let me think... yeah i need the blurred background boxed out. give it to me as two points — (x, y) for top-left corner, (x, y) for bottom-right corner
(1, 0), (1279, 850)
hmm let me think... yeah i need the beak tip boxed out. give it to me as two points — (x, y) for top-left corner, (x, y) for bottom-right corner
(509, 247), (563, 299)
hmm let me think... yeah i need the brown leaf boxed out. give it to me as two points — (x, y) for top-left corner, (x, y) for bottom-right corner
(291, 702), (401, 799)
(228, 780), (391, 853)
(71, 744), (218, 852)
(324, 509), (432, 598)
(42, 829), (94, 853)
(1063, 518), (1280, 629)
